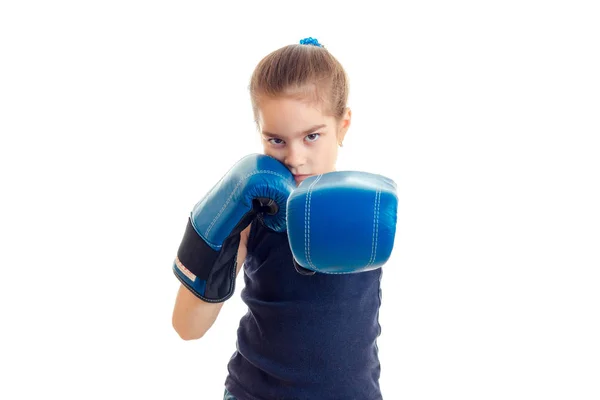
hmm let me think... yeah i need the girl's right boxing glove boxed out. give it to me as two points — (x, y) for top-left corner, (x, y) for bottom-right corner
(173, 153), (295, 302)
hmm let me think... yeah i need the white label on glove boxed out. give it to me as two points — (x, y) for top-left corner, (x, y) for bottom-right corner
(175, 257), (196, 282)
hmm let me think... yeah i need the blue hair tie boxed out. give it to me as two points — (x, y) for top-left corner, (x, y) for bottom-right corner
(299, 37), (323, 47)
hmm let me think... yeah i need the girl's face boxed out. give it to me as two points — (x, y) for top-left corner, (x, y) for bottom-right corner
(257, 95), (351, 186)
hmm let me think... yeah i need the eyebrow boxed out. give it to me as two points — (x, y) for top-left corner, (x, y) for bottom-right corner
(262, 124), (326, 138)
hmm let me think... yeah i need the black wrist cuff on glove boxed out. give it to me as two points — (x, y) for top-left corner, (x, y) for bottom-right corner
(177, 218), (219, 281)
(174, 215), (251, 303)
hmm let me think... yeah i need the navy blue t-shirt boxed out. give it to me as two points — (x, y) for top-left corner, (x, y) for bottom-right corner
(224, 221), (384, 400)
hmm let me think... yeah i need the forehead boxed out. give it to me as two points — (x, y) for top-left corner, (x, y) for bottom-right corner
(257, 96), (329, 132)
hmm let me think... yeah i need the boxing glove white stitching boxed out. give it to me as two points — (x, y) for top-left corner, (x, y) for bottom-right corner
(304, 174), (322, 271)
(366, 189), (381, 269)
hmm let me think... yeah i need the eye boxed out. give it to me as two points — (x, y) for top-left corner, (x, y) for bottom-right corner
(267, 138), (285, 146)
(305, 133), (320, 142)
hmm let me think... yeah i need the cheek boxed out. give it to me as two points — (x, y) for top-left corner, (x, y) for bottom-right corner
(262, 146), (285, 163)
(314, 139), (339, 167)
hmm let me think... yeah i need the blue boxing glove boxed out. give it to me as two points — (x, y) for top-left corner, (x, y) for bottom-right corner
(173, 154), (295, 302)
(286, 171), (398, 275)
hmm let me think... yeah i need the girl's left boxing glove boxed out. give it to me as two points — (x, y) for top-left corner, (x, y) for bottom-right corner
(286, 171), (398, 275)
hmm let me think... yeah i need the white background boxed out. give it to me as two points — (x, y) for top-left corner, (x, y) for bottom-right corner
(1, 1), (599, 399)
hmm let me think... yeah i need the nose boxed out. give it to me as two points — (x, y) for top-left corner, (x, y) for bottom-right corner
(284, 143), (306, 171)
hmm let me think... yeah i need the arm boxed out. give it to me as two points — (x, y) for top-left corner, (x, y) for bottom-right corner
(172, 224), (251, 341)
(170, 154), (295, 339)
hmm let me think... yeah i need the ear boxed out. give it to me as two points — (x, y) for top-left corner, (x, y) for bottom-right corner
(337, 107), (351, 145)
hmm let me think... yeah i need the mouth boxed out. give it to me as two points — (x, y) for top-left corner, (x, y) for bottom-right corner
(293, 174), (311, 184)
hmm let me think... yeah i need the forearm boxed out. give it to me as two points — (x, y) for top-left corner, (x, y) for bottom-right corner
(172, 284), (224, 340)
(172, 224), (250, 340)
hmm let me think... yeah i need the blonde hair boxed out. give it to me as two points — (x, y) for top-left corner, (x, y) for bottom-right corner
(250, 43), (349, 126)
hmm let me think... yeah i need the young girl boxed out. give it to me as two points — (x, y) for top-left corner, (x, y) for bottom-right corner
(173, 37), (388, 400)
